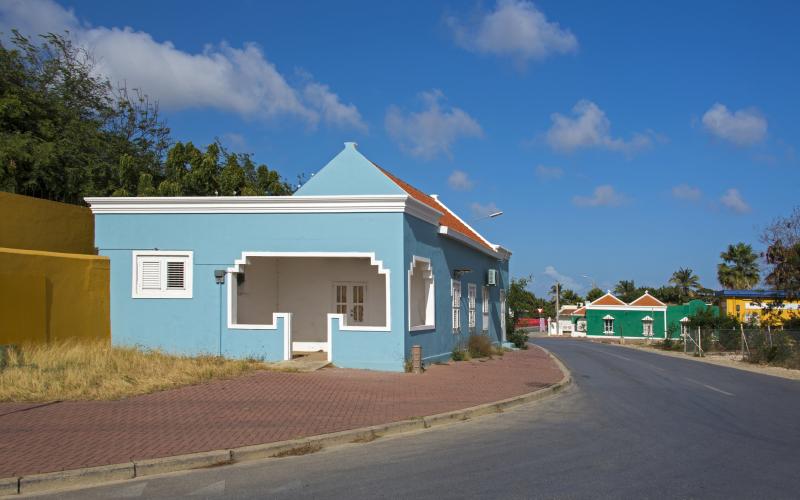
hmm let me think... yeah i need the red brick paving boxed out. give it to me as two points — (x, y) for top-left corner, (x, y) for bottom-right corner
(0, 346), (562, 478)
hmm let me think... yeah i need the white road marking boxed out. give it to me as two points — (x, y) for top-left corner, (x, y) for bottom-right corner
(684, 378), (734, 396)
(110, 482), (147, 498)
(589, 346), (666, 372)
(189, 480), (226, 496)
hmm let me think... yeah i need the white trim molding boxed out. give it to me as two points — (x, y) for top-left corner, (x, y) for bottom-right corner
(292, 341), (328, 353)
(408, 256), (435, 332)
(438, 226), (506, 260)
(85, 194), (442, 226)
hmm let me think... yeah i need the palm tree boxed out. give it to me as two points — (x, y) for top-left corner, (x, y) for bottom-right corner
(717, 243), (760, 290)
(613, 280), (637, 302)
(669, 267), (702, 300)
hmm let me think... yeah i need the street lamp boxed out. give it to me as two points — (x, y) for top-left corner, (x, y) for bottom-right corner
(471, 211), (504, 222)
(582, 274), (597, 290)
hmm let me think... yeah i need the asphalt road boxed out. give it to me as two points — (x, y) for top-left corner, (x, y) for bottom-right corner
(33, 339), (800, 499)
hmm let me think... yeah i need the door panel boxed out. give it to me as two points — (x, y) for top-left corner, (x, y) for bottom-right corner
(333, 282), (366, 325)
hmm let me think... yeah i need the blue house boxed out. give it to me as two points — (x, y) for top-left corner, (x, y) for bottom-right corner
(87, 143), (511, 371)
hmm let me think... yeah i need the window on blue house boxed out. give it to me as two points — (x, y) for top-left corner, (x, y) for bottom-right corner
(482, 286), (489, 332)
(132, 251), (193, 299)
(409, 257), (435, 331)
(451, 279), (461, 334)
(468, 284), (477, 332)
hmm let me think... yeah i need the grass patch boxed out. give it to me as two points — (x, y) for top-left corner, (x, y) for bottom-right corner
(0, 340), (279, 402)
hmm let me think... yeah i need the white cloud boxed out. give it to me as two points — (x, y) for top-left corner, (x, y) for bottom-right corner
(447, 0), (577, 64)
(535, 165), (563, 180)
(448, 170), (474, 191)
(303, 82), (367, 131)
(671, 184), (702, 201)
(702, 103), (767, 147)
(543, 265), (581, 291)
(470, 201), (501, 219)
(222, 133), (246, 149)
(0, 0), (365, 130)
(546, 100), (656, 155)
(720, 188), (751, 214)
(386, 90), (482, 159)
(572, 185), (626, 207)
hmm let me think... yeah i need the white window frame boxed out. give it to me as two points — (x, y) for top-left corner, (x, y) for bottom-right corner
(451, 279), (462, 334)
(500, 289), (507, 339)
(132, 250), (193, 299)
(642, 316), (654, 337)
(408, 256), (435, 332)
(482, 286), (490, 332)
(603, 316), (615, 335)
(468, 283), (477, 331)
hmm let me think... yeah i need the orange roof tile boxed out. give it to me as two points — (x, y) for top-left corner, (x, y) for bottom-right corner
(374, 164), (495, 251)
(591, 293), (627, 306)
(629, 292), (666, 307)
(571, 307), (586, 316)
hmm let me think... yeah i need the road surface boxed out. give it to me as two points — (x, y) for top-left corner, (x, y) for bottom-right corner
(36, 339), (800, 499)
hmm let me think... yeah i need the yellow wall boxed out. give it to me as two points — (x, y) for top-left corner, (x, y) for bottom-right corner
(0, 247), (109, 344)
(0, 192), (95, 254)
(721, 297), (800, 325)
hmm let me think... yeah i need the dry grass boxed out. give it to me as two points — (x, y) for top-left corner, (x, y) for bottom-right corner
(0, 340), (280, 402)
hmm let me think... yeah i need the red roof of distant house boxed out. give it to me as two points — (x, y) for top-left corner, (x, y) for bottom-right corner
(629, 292), (666, 307)
(375, 164), (495, 251)
(591, 293), (627, 306)
(571, 307), (586, 316)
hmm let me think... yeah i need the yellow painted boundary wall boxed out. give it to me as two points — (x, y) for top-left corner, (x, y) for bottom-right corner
(0, 192), (95, 254)
(0, 247), (109, 344)
(0, 192), (109, 345)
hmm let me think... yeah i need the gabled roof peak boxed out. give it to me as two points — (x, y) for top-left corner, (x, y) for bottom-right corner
(629, 292), (667, 307)
(590, 292), (627, 307)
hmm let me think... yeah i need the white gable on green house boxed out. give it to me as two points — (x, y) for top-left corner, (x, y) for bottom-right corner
(294, 142), (404, 196)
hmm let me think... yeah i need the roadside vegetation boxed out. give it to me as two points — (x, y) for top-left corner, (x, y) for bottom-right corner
(451, 334), (507, 362)
(0, 340), (278, 402)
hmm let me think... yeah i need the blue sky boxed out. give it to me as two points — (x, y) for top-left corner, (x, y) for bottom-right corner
(2, 0), (798, 296)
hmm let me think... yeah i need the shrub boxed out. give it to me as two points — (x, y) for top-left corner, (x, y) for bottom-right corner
(507, 330), (529, 349)
(467, 334), (493, 358)
(451, 346), (468, 361)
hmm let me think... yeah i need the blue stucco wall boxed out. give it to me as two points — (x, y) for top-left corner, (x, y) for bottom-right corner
(96, 211), (406, 370)
(402, 215), (509, 364)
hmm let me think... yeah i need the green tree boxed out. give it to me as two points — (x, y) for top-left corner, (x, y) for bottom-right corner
(585, 287), (604, 303)
(560, 289), (582, 305)
(669, 267), (702, 301)
(0, 32), (296, 202)
(717, 243), (760, 290)
(613, 280), (638, 303)
(762, 207), (800, 301)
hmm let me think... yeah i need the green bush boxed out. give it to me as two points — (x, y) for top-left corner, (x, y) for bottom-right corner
(451, 346), (467, 361)
(507, 330), (529, 350)
(467, 334), (493, 358)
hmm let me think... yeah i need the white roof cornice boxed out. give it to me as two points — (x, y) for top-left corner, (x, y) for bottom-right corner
(85, 194), (443, 225)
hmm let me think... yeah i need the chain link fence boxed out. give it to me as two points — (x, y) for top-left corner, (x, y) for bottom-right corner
(661, 327), (800, 369)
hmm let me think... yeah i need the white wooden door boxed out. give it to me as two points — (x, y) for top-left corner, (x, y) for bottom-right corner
(333, 282), (366, 325)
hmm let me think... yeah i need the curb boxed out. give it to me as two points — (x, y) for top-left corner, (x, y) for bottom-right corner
(1, 346), (571, 497)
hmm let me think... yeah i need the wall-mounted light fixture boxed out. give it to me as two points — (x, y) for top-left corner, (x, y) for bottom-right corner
(214, 269), (226, 284)
(452, 268), (472, 279)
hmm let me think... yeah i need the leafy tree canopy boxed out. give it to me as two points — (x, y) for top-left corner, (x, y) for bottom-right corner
(0, 31), (293, 203)
(762, 207), (800, 301)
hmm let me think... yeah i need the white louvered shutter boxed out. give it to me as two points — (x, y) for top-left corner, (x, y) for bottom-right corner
(140, 260), (162, 290)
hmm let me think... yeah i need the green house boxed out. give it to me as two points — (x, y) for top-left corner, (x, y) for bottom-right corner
(577, 292), (717, 340)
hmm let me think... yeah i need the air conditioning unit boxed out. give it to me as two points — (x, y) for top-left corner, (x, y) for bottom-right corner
(487, 269), (497, 286)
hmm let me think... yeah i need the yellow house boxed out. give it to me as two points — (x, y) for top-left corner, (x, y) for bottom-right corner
(716, 290), (800, 325)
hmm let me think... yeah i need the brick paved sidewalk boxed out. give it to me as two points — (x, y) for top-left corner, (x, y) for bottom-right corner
(0, 346), (562, 478)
